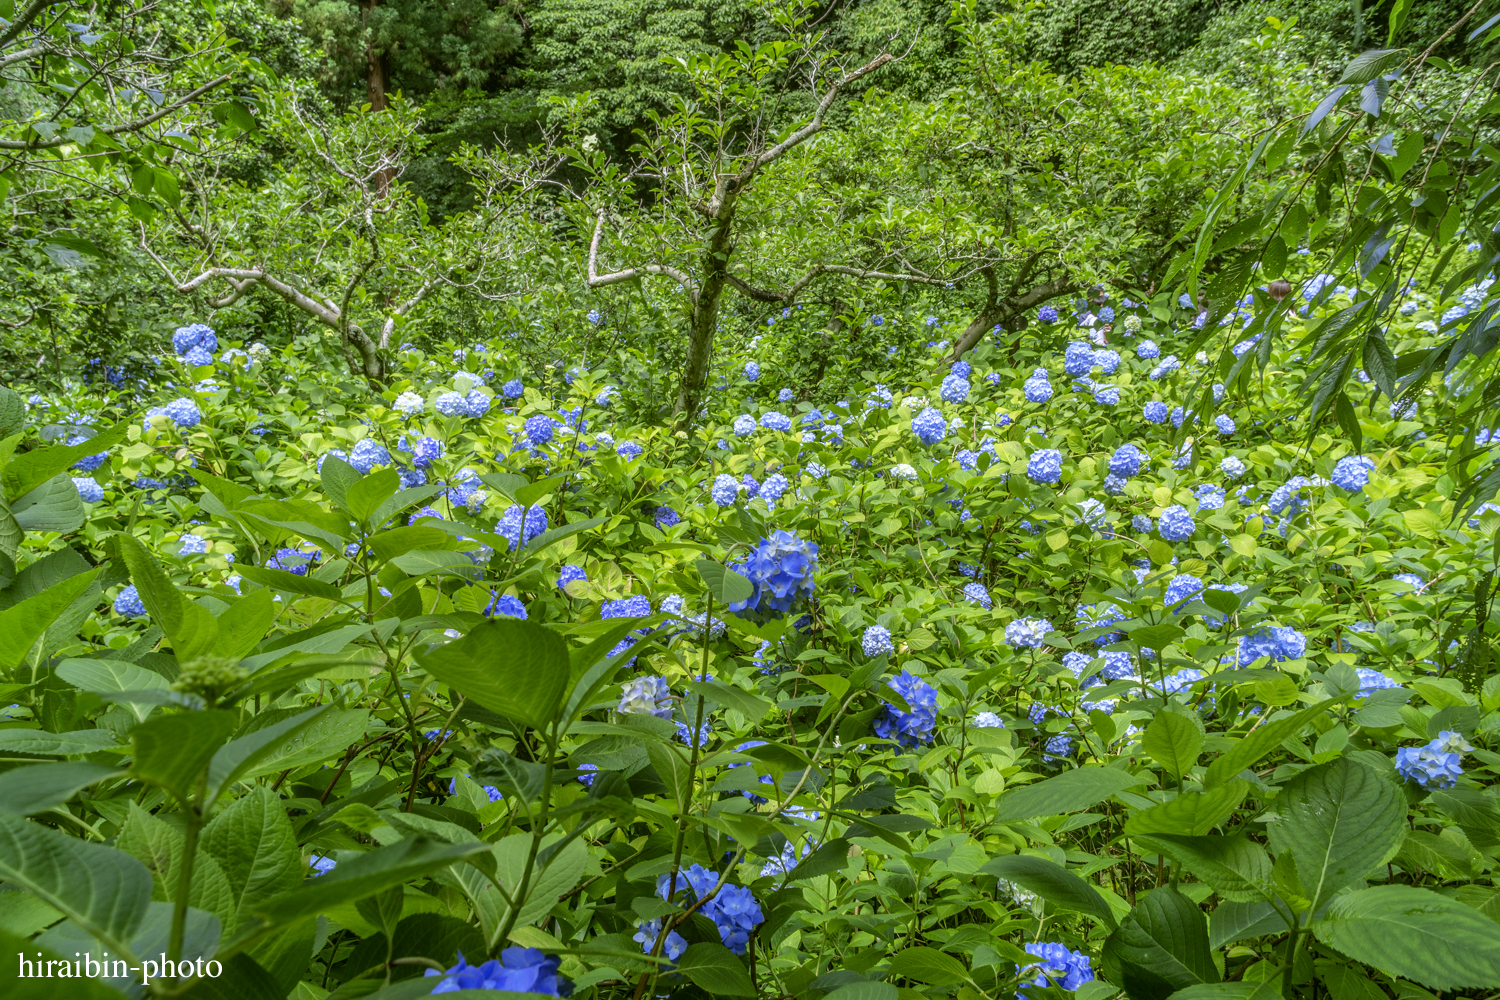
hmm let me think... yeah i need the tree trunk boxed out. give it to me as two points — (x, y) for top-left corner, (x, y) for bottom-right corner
(364, 0), (395, 196)
(672, 216), (734, 421)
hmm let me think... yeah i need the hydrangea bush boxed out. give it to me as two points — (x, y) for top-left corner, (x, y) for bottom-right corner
(3, 275), (1500, 1000)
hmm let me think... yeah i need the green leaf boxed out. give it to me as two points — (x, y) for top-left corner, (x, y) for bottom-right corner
(992, 766), (1149, 824)
(213, 589), (276, 661)
(1143, 709), (1205, 781)
(0, 762), (121, 816)
(2, 422), (127, 501)
(695, 558), (754, 606)
(888, 946), (970, 986)
(0, 812), (152, 954)
(0, 387), (24, 437)
(1209, 900), (1287, 949)
(131, 710), (237, 804)
(0, 567), (98, 671)
(490, 832), (589, 929)
(1312, 884), (1500, 990)
(1266, 756), (1405, 911)
(0, 728), (120, 755)
(244, 838), (488, 928)
(12, 474), (85, 534)
(416, 618), (570, 730)
(1126, 781), (1250, 838)
(238, 622), (374, 672)
(233, 564), (343, 601)
(1132, 835), (1273, 902)
(1102, 885), (1219, 1000)
(789, 839), (853, 881)
(824, 983), (898, 1000)
(524, 515), (608, 555)
(320, 456), (362, 513)
(206, 705), (334, 807)
(978, 854), (1117, 928)
(1165, 984), (1283, 999)
(115, 533), (219, 662)
(1337, 48), (1405, 86)
(675, 941), (755, 996)
(345, 468), (402, 525)
(683, 678), (770, 721)
(1204, 697), (1343, 788)
(1130, 623), (1185, 650)
(54, 658), (170, 723)
(0, 927), (134, 999)
(200, 786), (304, 933)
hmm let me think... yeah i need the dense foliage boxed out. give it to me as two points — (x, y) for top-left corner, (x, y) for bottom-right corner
(6, 2), (1500, 1000)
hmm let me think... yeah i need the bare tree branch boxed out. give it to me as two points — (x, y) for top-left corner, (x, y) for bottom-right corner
(0, 74), (232, 149)
(586, 210), (700, 300)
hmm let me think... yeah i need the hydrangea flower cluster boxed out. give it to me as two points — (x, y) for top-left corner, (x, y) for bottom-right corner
(761, 410), (792, 432)
(497, 504), (548, 549)
(727, 530), (818, 616)
(1024, 368), (1054, 404)
(1331, 454), (1375, 491)
(617, 675), (671, 718)
(652, 865), (763, 955)
(963, 582), (993, 609)
(1005, 617), (1052, 649)
(1018, 942), (1094, 995)
(862, 625), (894, 657)
(1158, 504), (1195, 541)
(911, 406), (947, 445)
(426, 948), (571, 996)
(1027, 448), (1062, 485)
(1396, 731), (1471, 790)
(1238, 625), (1308, 665)
(873, 671), (938, 747)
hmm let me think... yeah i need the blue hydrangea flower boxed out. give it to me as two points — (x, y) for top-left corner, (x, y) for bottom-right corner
(1093, 385), (1120, 406)
(1038, 305), (1059, 323)
(1027, 448), (1062, 485)
(1214, 414), (1235, 436)
(1076, 602), (1128, 644)
(1005, 616), (1052, 649)
(1391, 572), (1426, 595)
(164, 398), (201, 427)
(497, 504), (548, 549)
(183, 345), (214, 367)
(595, 385), (619, 406)
(632, 919), (688, 962)
(1332, 455), (1375, 491)
(618, 675), (671, 717)
(1396, 743), (1463, 790)
(524, 415), (555, 446)
(655, 505), (681, 529)
(867, 384), (893, 409)
(1131, 514), (1154, 533)
(761, 410), (792, 432)
(502, 379), (523, 399)
(1238, 625), (1308, 666)
(1143, 401), (1168, 423)
(911, 407), (947, 445)
(348, 439), (390, 474)
(732, 414), (756, 437)
(558, 565), (587, 590)
(1221, 456), (1246, 479)
(411, 436), (443, 468)
(1136, 340), (1160, 359)
(1195, 484), (1226, 510)
(760, 473), (790, 505)
(655, 865), (763, 955)
(973, 711), (1004, 728)
(113, 585), (146, 618)
(1098, 306), (1115, 323)
(394, 391), (424, 415)
(603, 595), (652, 619)
(178, 534), (208, 555)
(1159, 505), (1195, 541)
(778, 388), (794, 402)
(1268, 476), (1314, 515)
(963, 582), (993, 609)
(1110, 443), (1146, 478)
(744, 361), (760, 381)
(1045, 735), (1075, 760)
(951, 360), (972, 379)
(711, 474), (740, 507)
(268, 546), (320, 575)
(616, 441), (643, 461)
(676, 720), (713, 747)
(862, 625), (894, 657)
(1164, 574), (1203, 607)
(171, 323), (217, 356)
(1064, 341), (1096, 377)
(1171, 406), (1187, 429)
(426, 947), (570, 996)
(485, 593), (527, 618)
(72, 476), (103, 502)
(1094, 349), (1121, 375)
(727, 530), (818, 615)
(1150, 355), (1181, 380)
(435, 391), (467, 416)
(940, 373), (970, 404)
(873, 671), (938, 748)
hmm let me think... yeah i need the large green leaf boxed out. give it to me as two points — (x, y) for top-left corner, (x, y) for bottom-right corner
(992, 766), (1148, 824)
(416, 618), (570, 730)
(1102, 885), (1218, 1000)
(344, 467), (402, 525)
(131, 710), (238, 804)
(1143, 709), (1205, 782)
(55, 658), (171, 723)
(0, 812), (152, 955)
(887, 946), (970, 986)
(490, 832), (590, 929)
(978, 854), (1117, 927)
(243, 838), (488, 929)
(212, 588), (277, 661)
(674, 941), (755, 996)
(0, 567), (99, 671)
(201, 787), (304, 933)
(115, 533), (219, 662)
(223, 708), (368, 782)
(1312, 884), (1500, 990)
(233, 564), (343, 601)
(2, 422), (128, 500)
(1131, 835), (1272, 902)
(1125, 781), (1249, 838)
(206, 705), (333, 807)
(0, 728), (121, 755)
(1265, 756), (1405, 911)
(12, 474), (85, 534)
(1204, 698), (1343, 788)
(116, 801), (238, 936)
(0, 762), (121, 816)
(695, 558), (754, 606)
(0, 927), (132, 999)
(1165, 984), (1282, 999)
